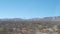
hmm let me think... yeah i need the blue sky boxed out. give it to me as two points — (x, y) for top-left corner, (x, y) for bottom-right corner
(0, 0), (60, 19)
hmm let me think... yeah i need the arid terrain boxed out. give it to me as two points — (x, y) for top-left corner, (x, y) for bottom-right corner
(0, 16), (60, 34)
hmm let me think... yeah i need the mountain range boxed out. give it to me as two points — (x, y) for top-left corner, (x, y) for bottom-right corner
(0, 16), (60, 27)
(0, 16), (60, 21)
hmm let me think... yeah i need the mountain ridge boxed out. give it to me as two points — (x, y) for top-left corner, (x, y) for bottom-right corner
(0, 16), (60, 21)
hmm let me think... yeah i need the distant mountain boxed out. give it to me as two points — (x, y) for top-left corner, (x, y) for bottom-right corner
(0, 16), (60, 27)
(27, 16), (60, 21)
(0, 16), (60, 21)
(43, 16), (60, 20)
(0, 18), (25, 21)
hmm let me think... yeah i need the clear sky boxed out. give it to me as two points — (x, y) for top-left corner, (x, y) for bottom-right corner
(0, 0), (60, 19)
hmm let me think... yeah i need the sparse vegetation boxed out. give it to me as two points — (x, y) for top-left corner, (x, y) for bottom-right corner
(0, 18), (60, 34)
